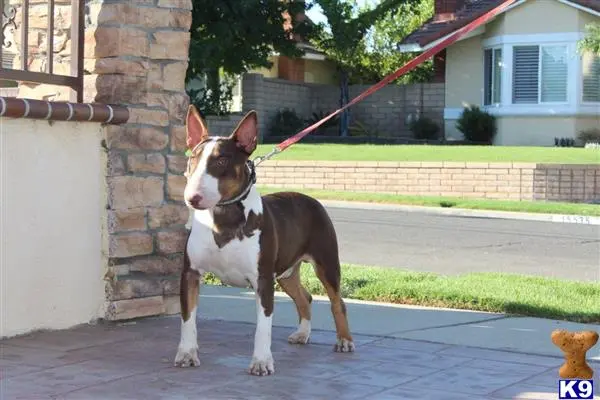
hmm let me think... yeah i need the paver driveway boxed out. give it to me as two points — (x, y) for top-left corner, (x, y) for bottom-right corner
(2, 316), (597, 399)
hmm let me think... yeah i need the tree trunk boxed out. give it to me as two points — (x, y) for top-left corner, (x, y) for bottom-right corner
(339, 69), (350, 137)
(206, 68), (221, 114)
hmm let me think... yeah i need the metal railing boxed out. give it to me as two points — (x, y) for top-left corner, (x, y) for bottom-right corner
(0, 0), (85, 102)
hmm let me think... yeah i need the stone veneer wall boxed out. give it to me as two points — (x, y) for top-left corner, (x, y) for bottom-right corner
(81, 0), (193, 320)
(256, 161), (600, 203)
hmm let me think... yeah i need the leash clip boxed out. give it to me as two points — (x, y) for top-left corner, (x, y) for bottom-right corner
(253, 147), (280, 167)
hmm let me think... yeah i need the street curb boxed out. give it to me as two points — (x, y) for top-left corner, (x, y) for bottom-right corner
(317, 199), (600, 225)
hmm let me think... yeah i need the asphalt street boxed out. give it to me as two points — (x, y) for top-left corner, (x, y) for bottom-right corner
(325, 206), (600, 282)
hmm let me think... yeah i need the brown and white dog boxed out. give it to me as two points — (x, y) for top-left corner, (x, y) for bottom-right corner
(174, 105), (354, 376)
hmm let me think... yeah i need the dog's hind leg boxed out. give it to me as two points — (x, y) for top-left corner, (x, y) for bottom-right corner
(278, 263), (313, 344)
(311, 253), (354, 353)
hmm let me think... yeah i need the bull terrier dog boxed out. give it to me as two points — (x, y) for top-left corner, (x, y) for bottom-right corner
(174, 105), (354, 376)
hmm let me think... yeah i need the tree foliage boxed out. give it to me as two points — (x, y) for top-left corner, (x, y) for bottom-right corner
(578, 23), (600, 55)
(188, 0), (312, 79)
(311, 0), (433, 84)
(357, 0), (434, 83)
(187, 0), (314, 115)
(310, 0), (431, 136)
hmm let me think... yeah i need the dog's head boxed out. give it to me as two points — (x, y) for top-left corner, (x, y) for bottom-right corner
(183, 105), (258, 210)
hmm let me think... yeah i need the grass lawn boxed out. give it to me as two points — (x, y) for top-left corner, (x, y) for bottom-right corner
(255, 144), (600, 164)
(204, 264), (600, 323)
(258, 187), (600, 216)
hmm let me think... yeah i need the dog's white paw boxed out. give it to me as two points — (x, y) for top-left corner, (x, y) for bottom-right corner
(174, 346), (200, 367)
(248, 356), (274, 376)
(288, 318), (311, 345)
(288, 329), (310, 344)
(334, 338), (355, 353)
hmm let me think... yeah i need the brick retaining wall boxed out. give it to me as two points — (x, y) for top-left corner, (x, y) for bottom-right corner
(256, 161), (600, 203)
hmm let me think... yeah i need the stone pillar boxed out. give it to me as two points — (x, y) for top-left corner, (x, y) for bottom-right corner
(84, 0), (193, 319)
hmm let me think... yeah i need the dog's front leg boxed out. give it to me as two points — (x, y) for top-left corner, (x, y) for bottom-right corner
(174, 268), (201, 367)
(249, 275), (275, 376)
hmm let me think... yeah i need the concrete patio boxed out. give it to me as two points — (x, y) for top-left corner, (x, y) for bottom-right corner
(1, 286), (599, 399)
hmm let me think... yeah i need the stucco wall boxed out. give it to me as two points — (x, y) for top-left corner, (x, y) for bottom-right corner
(495, 117), (578, 146)
(578, 7), (598, 30)
(445, 35), (484, 110)
(444, 0), (598, 144)
(575, 116), (600, 134)
(444, 35), (484, 140)
(0, 119), (106, 338)
(249, 56), (338, 85)
(304, 59), (338, 85)
(446, 0), (598, 108)
(250, 56), (279, 79)
(484, 0), (581, 36)
(448, 115), (600, 146)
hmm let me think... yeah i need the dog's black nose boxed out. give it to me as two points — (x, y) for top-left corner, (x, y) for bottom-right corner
(189, 194), (203, 208)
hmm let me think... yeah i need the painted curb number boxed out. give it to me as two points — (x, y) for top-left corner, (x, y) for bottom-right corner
(560, 215), (592, 225)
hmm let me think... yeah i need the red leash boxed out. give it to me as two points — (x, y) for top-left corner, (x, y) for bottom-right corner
(254, 0), (518, 165)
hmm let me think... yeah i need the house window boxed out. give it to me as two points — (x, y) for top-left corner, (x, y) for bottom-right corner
(512, 45), (568, 104)
(484, 48), (502, 105)
(582, 52), (600, 103)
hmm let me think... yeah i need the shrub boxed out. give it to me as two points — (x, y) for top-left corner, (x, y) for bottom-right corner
(187, 70), (236, 116)
(269, 108), (304, 137)
(554, 137), (576, 147)
(304, 110), (340, 135)
(577, 128), (600, 144)
(456, 105), (497, 144)
(409, 115), (440, 140)
(348, 120), (375, 137)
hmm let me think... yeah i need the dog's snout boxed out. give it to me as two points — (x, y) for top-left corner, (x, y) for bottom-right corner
(189, 194), (203, 208)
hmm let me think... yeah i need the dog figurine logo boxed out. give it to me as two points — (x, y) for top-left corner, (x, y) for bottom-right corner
(551, 329), (599, 379)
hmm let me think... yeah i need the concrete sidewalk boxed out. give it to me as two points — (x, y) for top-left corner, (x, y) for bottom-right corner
(1, 286), (599, 399)
(199, 286), (600, 359)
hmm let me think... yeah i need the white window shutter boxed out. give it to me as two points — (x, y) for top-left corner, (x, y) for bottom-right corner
(541, 46), (568, 102)
(582, 53), (600, 103)
(513, 45), (539, 104)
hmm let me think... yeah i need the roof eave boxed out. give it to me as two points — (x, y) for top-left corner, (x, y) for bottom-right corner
(397, 0), (599, 53)
(397, 0), (526, 53)
(557, 0), (600, 16)
(397, 43), (424, 53)
(397, 24), (488, 53)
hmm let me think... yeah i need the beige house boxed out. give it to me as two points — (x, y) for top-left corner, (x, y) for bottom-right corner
(400, 0), (600, 146)
(250, 43), (338, 85)
(250, 7), (338, 85)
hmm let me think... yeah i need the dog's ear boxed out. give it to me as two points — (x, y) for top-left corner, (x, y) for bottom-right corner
(230, 110), (258, 155)
(186, 105), (209, 150)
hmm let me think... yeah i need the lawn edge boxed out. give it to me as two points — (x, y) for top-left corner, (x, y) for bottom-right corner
(201, 282), (598, 324)
(202, 266), (600, 324)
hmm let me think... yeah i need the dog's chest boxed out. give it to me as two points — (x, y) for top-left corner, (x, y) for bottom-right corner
(187, 193), (263, 288)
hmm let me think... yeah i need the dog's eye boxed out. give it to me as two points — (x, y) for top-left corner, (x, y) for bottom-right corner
(216, 157), (229, 167)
